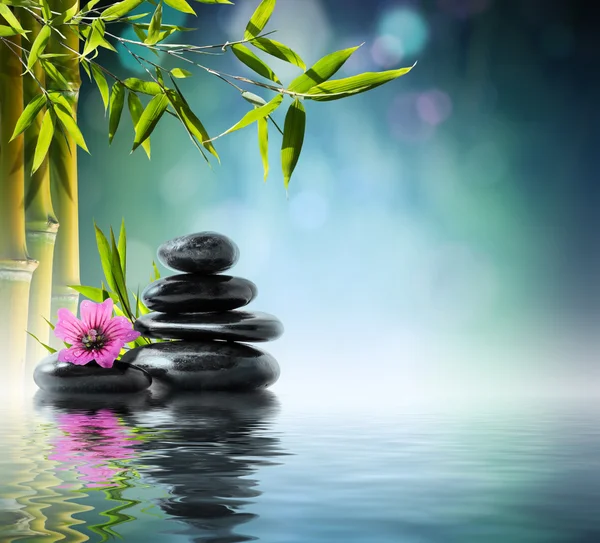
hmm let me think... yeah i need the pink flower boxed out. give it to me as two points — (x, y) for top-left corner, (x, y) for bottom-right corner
(54, 298), (140, 368)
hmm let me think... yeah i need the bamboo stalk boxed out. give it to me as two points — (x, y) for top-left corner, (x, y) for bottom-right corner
(0, 30), (38, 384)
(48, 0), (81, 342)
(21, 11), (60, 369)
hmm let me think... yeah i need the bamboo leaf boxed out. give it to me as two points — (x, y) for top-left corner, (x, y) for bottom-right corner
(94, 222), (117, 291)
(0, 4), (27, 36)
(26, 331), (57, 354)
(258, 115), (269, 182)
(108, 81), (125, 143)
(281, 98), (305, 189)
(39, 0), (52, 19)
(83, 19), (116, 56)
(32, 109), (54, 174)
(132, 92), (169, 151)
(289, 45), (361, 94)
(146, 2), (163, 45)
(10, 94), (46, 141)
(49, 94), (89, 152)
(124, 78), (162, 95)
(102, 0), (145, 21)
(152, 261), (161, 281)
(231, 43), (280, 84)
(27, 24), (51, 69)
(251, 37), (305, 70)
(69, 285), (118, 303)
(91, 64), (109, 110)
(164, 0), (195, 14)
(52, 0), (79, 24)
(0, 25), (19, 37)
(170, 67), (192, 78)
(118, 218), (127, 273)
(110, 228), (133, 318)
(242, 91), (267, 106)
(43, 316), (55, 331)
(41, 60), (70, 88)
(128, 92), (151, 159)
(222, 94), (282, 136)
(194, 0), (232, 4)
(244, 0), (275, 40)
(304, 65), (415, 101)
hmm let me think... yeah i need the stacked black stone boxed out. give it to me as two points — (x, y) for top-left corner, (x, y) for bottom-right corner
(120, 232), (283, 392)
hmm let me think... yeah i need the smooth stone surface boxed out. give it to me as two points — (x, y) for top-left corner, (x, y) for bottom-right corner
(158, 232), (240, 274)
(142, 274), (257, 313)
(134, 311), (284, 342)
(33, 353), (152, 394)
(120, 341), (280, 391)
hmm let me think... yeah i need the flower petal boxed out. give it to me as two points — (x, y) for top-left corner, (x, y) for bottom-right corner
(80, 299), (114, 331)
(103, 316), (140, 343)
(58, 346), (95, 365)
(54, 308), (86, 343)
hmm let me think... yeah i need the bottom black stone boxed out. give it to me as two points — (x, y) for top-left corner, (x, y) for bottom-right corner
(119, 341), (280, 391)
(33, 353), (152, 394)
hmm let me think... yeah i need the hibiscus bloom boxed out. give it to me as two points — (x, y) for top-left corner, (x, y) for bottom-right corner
(54, 298), (140, 368)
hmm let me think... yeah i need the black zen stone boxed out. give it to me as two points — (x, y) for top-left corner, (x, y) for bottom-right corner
(33, 353), (152, 394)
(157, 232), (240, 274)
(142, 274), (257, 313)
(134, 311), (284, 342)
(119, 341), (280, 391)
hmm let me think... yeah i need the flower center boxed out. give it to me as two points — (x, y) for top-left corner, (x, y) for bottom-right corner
(81, 328), (107, 351)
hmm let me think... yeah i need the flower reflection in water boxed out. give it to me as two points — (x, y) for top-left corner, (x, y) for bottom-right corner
(48, 409), (137, 489)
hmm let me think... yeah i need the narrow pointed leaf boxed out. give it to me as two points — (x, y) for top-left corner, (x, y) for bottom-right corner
(152, 261), (160, 281)
(69, 285), (118, 303)
(289, 45), (360, 93)
(91, 64), (109, 110)
(146, 2), (163, 45)
(52, 0), (79, 24)
(244, 0), (275, 40)
(281, 98), (305, 189)
(118, 219), (127, 273)
(50, 94), (89, 152)
(0, 4), (27, 36)
(132, 92), (169, 151)
(102, 0), (145, 20)
(258, 115), (269, 182)
(222, 94), (282, 136)
(164, 0), (195, 14)
(32, 109), (54, 174)
(170, 68), (193, 78)
(26, 332), (57, 354)
(0, 25), (18, 37)
(194, 0), (232, 4)
(124, 78), (162, 95)
(10, 94), (46, 141)
(94, 223), (117, 291)
(110, 229), (133, 317)
(108, 81), (125, 143)
(128, 92), (151, 158)
(41, 60), (70, 88)
(27, 24), (51, 69)
(304, 65), (415, 101)
(251, 37), (305, 70)
(241, 91), (267, 106)
(231, 43), (280, 84)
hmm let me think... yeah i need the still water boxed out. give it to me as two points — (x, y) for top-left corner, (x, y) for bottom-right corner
(0, 389), (599, 543)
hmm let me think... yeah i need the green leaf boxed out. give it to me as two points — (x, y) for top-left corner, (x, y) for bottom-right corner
(94, 222), (117, 292)
(281, 98), (305, 189)
(244, 0), (275, 40)
(257, 115), (269, 182)
(132, 92), (169, 152)
(83, 19), (116, 56)
(26, 331), (57, 354)
(110, 228), (133, 318)
(304, 65), (415, 101)
(91, 64), (109, 110)
(52, 0), (79, 24)
(41, 60), (70, 88)
(288, 45), (361, 94)
(108, 81), (125, 143)
(49, 94), (89, 152)
(164, 0), (195, 14)
(69, 285), (118, 303)
(81, 0), (101, 13)
(10, 94), (46, 141)
(102, 0), (145, 21)
(118, 219), (127, 274)
(124, 78), (162, 95)
(0, 4), (27, 36)
(32, 109), (54, 174)
(133, 289), (151, 316)
(231, 44), (280, 84)
(167, 89), (219, 161)
(170, 67), (193, 78)
(194, 0), (232, 4)
(152, 261), (161, 281)
(222, 94), (282, 136)
(146, 2), (163, 45)
(0, 25), (19, 37)
(241, 91), (267, 106)
(27, 24), (51, 69)
(251, 37), (305, 70)
(43, 316), (55, 331)
(128, 92), (151, 159)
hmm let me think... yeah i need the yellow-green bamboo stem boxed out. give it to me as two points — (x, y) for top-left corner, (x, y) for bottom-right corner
(0, 32), (38, 382)
(22, 11), (59, 368)
(48, 0), (81, 339)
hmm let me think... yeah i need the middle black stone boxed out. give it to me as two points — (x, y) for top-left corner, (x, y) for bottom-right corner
(142, 274), (258, 313)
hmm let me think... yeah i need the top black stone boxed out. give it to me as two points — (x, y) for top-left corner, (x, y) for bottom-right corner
(158, 232), (240, 274)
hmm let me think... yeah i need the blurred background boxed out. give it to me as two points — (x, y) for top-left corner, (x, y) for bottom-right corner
(77, 0), (599, 407)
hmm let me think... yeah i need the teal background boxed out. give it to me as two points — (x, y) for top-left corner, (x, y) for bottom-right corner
(77, 0), (599, 401)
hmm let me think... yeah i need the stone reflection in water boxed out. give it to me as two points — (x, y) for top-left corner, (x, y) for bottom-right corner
(130, 390), (284, 543)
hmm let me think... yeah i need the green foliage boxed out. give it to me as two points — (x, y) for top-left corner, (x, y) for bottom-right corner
(1, 0), (413, 189)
